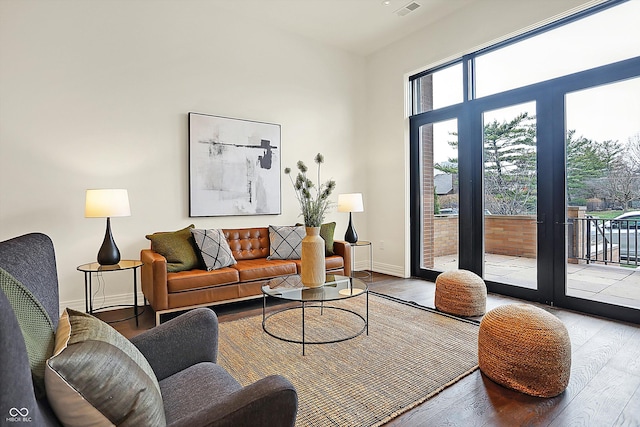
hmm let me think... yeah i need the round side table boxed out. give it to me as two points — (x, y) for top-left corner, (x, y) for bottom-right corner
(77, 260), (143, 325)
(350, 240), (373, 282)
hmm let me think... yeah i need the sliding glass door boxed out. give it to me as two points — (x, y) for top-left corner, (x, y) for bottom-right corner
(482, 102), (538, 291)
(563, 77), (640, 310)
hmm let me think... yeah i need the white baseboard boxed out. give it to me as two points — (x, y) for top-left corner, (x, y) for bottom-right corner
(60, 292), (146, 313)
(353, 260), (369, 272)
(372, 261), (406, 278)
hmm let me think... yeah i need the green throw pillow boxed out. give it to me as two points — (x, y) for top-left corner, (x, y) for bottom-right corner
(320, 222), (336, 256)
(146, 224), (200, 272)
(0, 267), (54, 399)
(296, 222), (336, 256)
(45, 309), (166, 427)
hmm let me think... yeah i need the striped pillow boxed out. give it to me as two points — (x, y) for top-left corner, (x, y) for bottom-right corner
(45, 309), (166, 427)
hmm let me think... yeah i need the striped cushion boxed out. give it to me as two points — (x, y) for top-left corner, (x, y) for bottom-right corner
(45, 309), (166, 427)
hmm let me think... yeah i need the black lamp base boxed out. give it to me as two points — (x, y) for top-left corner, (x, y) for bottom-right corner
(344, 212), (358, 244)
(97, 217), (121, 265)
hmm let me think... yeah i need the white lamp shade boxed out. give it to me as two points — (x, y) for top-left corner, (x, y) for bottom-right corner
(85, 189), (131, 218)
(337, 193), (364, 213)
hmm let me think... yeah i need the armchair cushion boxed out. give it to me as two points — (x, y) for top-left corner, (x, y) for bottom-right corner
(131, 308), (219, 380)
(267, 225), (304, 260)
(146, 224), (200, 272)
(0, 267), (55, 398)
(45, 309), (166, 427)
(160, 364), (297, 427)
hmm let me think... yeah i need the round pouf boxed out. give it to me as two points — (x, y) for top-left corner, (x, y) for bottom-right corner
(478, 304), (571, 398)
(435, 269), (487, 317)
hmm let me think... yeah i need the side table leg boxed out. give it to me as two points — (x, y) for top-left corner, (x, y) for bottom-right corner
(366, 290), (369, 335)
(84, 272), (90, 313)
(133, 268), (139, 327)
(88, 273), (94, 314)
(369, 243), (373, 282)
(351, 245), (355, 277)
(302, 302), (305, 356)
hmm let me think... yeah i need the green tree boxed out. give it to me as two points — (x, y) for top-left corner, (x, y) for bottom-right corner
(435, 113), (536, 215)
(483, 112), (537, 215)
(590, 137), (640, 211)
(433, 116), (639, 214)
(566, 130), (608, 204)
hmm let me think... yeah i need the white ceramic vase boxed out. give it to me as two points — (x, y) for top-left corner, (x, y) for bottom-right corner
(301, 226), (326, 288)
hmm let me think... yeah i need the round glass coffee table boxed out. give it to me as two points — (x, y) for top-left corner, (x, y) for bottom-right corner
(262, 274), (368, 355)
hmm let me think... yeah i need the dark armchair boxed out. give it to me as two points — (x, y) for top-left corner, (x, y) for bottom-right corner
(0, 233), (297, 426)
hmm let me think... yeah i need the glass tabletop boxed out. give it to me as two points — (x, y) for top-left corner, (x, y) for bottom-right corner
(77, 260), (143, 272)
(262, 274), (367, 302)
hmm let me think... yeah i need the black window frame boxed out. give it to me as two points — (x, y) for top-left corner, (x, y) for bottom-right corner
(409, 0), (640, 324)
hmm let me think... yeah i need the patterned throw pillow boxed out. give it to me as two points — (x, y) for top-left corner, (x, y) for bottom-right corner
(45, 309), (166, 427)
(0, 267), (55, 398)
(191, 229), (237, 271)
(267, 225), (305, 260)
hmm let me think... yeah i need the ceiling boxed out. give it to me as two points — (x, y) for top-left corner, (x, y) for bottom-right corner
(212, 0), (476, 56)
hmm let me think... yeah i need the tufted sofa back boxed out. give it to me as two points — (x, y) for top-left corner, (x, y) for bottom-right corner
(222, 227), (270, 260)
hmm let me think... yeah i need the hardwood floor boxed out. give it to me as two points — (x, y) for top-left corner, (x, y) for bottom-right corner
(103, 273), (640, 427)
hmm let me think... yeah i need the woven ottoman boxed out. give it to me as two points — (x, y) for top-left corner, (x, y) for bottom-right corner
(435, 269), (486, 317)
(478, 304), (571, 397)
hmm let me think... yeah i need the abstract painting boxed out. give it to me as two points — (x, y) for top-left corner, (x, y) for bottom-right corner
(189, 112), (281, 216)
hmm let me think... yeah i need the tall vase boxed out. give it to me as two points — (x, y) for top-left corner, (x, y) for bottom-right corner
(301, 226), (326, 288)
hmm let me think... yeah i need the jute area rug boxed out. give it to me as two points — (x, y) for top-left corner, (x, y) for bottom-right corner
(218, 293), (479, 427)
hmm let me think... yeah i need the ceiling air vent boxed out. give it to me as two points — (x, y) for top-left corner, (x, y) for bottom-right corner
(396, 1), (421, 17)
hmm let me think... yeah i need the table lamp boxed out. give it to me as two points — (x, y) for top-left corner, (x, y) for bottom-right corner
(85, 189), (131, 265)
(337, 193), (364, 244)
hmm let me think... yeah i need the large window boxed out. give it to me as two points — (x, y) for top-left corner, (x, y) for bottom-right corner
(411, 0), (640, 112)
(409, 0), (640, 324)
(412, 62), (463, 114)
(474, 0), (640, 98)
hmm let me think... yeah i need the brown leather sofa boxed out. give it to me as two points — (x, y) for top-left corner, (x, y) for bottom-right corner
(141, 227), (351, 325)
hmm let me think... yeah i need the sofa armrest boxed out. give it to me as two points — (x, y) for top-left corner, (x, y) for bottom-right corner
(333, 240), (351, 276)
(141, 248), (169, 311)
(130, 308), (218, 381)
(168, 374), (298, 427)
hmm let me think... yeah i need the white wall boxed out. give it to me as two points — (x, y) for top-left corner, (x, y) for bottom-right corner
(0, 0), (367, 309)
(0, 0), (605, 310)
(364, 0), (602, 278)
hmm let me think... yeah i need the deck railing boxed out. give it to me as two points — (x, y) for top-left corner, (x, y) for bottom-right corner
(433, 215), (639, 267)
(569, 217), (639, 266)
